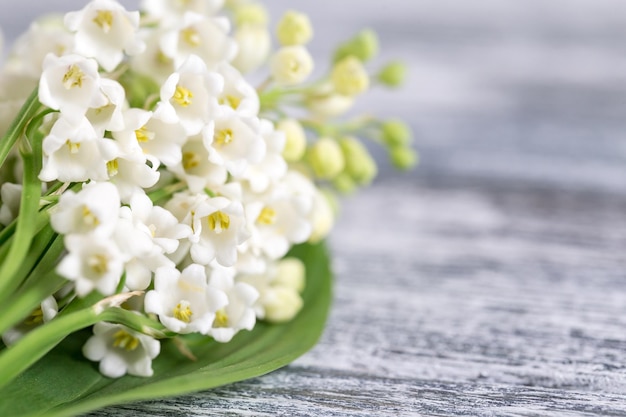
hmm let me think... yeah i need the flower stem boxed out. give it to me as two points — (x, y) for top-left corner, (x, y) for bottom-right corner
(0, 127), (44, 299)
(0, 87), (41, 168)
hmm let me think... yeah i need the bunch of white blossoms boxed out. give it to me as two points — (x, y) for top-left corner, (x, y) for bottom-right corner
(0, 0), (412, 380)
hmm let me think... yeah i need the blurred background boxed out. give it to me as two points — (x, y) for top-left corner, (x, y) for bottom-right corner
(2, 0), (626, 192)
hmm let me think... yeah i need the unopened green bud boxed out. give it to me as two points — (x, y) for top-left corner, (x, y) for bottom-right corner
(377, 61), (407, 87)
(275, 258), (306, 293)
(234, 3), (269, 27)
(277, 118), (307, 161)
(263, 287), (303, 323)
(340, 137), (378, 185)
(309, 137), (345, 179)
(381, 119), (413, 147)
(334, 29), (379, 63)
(331, 56), (370, 96)
(277, 10), (313, 46)
(332, 172), (357, 194)
(389, 146), (418, 171)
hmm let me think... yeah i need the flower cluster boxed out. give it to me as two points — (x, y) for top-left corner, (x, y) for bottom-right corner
(0, 0), (413, 379)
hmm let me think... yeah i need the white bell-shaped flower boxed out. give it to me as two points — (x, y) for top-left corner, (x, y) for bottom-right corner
(156, 54), (223, 136)
(64, 0), (145, 72)
(115, 108), (188, 169)
(245, 171), (315, 260)
(39, 116), (116, 183)
(207, 263), (258, 343)
(57, 234), (126, 296)
(86, 78), (126, 136)
(159, 12), (237, 68)
(240, 119), (287, 193)
(50, 181), (120, 237)
(39, 54), (107, 124)
(2, 296), (59, 346)
(205, 109), (266, 177)
(83, 322), (160, 378)
(168, 128), (227, 193)
(0, 183), (22, 226)
(141, 0), (225, 21)
(231, 25), (271, 74)
(215, 63), (259, 117)
(144, 264), (228, 334)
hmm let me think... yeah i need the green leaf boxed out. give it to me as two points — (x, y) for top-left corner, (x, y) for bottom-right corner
(0, 242), (332, 417)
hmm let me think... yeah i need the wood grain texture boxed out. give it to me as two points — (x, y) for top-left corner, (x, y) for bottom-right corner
(3, 0), (621, 415)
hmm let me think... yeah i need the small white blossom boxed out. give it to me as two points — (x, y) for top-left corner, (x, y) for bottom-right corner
(141, 0), (225, 21)
(270, 46), (313, 86)
(64, 0), (145, 72)
(207, 263), (258, 343)
(105, 144), (160, 203)
(159, 12), (237, 68)
(215, 63), (259, 117)
(115, 108), (187, 169)
(0, 183), (22, 226)
(240, 119), (287, 193)
(205, 109), (266, 177)
(86, 78), (126, 136)
(156, 54), (224, 136)
(129, 29), (176, 85)
(39, 116), (116, 183)
(50, 181), (120, 237)
(144, 264), (228, 334)
(6, 16), (74, 78)
(57, 234), (126, 296)
(231, 25), (271, 74)
(245, 172), (314, 260)
(83, 322), (160, 378)
(165, 193), (250, 267)
(39, 54), (107, 124)
(1, 296), (58, 346)
(169, 129), (227, 193)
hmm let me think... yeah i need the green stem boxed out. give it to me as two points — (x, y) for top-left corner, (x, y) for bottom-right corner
(0, 135), (43, 298)
(0, 88), (41, 168)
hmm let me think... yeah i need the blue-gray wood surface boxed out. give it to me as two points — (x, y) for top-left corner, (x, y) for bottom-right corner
(4, 1), (626, 415)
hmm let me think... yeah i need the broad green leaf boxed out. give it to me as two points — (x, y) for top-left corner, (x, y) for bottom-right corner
(0, 242), (332, 417)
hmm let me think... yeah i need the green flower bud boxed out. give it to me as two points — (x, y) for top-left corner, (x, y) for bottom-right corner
(332, 172), (357, 194)
(333, 29), (379, 63)
(340, 137), (378, 185)
(275, 258), (306, 293)
(263, 287), (303, 323)
(389, 146), (418, 171)
(377, 61), (407, 87)
(331, 56), (370, 96)
(381, 119), (413, 147)
(309, 137), (345, 179)
(276, 10), (313, 46)
(277, 119), (307, 162)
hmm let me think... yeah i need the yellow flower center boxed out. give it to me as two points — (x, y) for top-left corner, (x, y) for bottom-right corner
(93, 10), (114, 33)
(66, 140), (81, 154)
(156, 50), (173, 65)
(207, 211), (230, 233)
(135, 125), (154, 143)
(112, 329), (140, 351)
(181, 28), (201, 47)
(106, 159), (119, 177)
(62, 65), (85, 89)
(173, 85), (193, 107)
(218, 95), (241, 110)
(182, 151), (201, 171)
(82, 205), (100, 227)
(214, 129), (234, 146)
(256, 206), (276, 225)
(174, 301), (193, 323)
(87, 254), (109, 275)
(24, 307), (44, 326)
(213, 309), (229, 328)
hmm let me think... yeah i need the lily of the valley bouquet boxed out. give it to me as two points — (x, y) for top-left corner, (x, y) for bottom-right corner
(0, 0), (414, 415)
